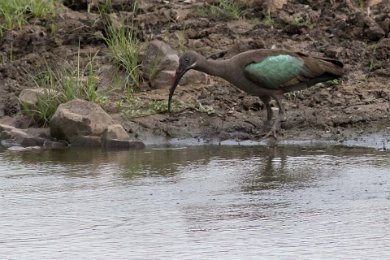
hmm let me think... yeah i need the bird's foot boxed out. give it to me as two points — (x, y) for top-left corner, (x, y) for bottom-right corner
(260, 120), (281, 140)
(254, 122), (271, 138)
(263, 127), (278, 139)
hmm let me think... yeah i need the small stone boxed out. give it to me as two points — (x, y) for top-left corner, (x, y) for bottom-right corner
(69, 135), (102, 147)
(241, 96), (262, 111)
(20, 136), (46, 147)
(102, 139), (145, 149)
(364, 17), (386, 41)
(1, 139), (19, 148)
(43, 140), (69, 150)
(19, 88), (59, 107)
(227, 20), (255, 34)
(181, 70), (208, 86)
(151, 70), (176, 89)
(8, 146), (41, 152)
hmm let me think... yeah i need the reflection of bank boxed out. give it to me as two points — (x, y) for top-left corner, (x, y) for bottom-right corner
(3, 146), (267, 180)
(4, 144), (386, 182)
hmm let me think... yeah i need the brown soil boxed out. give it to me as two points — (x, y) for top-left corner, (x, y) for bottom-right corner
(0, 0), (389, 144)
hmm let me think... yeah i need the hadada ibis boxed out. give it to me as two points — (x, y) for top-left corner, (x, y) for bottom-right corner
(168, 49), (344, 138)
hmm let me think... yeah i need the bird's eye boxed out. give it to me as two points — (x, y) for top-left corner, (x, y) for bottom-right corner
(184, 58), (190, 63)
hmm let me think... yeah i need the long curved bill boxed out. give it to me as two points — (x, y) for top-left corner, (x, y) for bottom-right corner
(168, 69), (186, 113)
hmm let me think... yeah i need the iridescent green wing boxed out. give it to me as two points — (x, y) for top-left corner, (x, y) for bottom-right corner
(244, 55), (307, 90)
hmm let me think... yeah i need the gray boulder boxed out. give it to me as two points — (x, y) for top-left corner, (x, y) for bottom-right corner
(141, 40), (207, 89)
(141, 40), (179, 75)
(50, 99), (145, 149)
(50, 99), (115, 141)
(0, 123), (67, 151)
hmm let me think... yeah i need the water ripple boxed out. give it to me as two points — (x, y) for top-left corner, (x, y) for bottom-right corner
(0, 146), (389, 259)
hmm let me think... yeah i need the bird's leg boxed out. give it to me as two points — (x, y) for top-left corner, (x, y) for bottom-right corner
(274, 94), (286, 122)
(263, 94), (286, 139)
(260, 96), (273, 130)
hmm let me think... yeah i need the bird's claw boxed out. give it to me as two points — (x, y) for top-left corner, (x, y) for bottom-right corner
(258, 121), (280, 140)
(263, 128), (278, 139)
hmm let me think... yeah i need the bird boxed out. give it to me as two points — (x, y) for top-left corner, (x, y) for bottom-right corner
(168, 49), (344, 138)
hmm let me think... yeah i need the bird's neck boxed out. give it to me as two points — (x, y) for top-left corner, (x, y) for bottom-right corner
(196, 59), (232, 79)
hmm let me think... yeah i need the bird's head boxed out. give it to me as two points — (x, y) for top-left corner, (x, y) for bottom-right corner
(168, 51), (202, 112)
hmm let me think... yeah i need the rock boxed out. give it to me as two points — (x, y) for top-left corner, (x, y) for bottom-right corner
(102, 139), (145, 149)
(141, 40), (180, 89)
(8, 146), (41, 152)
(19, 88), (59, 107)
(227, 20), (255, 34)
(43, 140), (69, 150)
(174, 8), (191, 21)
(324, 46), (344, 59)
(141, 40), (179, 81)
(0, 123), (50, 148)
(241, 96), (262, 111)
(180, 70), (208, 86)
(1, 123), (29, 143)
(50, 99), (114, 142)
(68, 135), (102, 147)
(141, 40), (208, 89)
(381, 17), (390, 34)
(1, 139), (19, 148)
(364, 16), (386, 41)
(101, 124), (145, 150)
(102, 124), (129, 141)
(20, 136), (46, 147)
(24, 128), (51, 139)
(151, 70), (176, 89)
(229, 39), (265, 55)
(375, 38), (390, 60)
(49, 99), (144, 149)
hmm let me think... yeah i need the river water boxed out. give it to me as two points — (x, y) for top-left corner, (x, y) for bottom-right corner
(1, 144), (390, 259)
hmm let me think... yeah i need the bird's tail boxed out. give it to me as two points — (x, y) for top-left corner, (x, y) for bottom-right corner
(320, 58), (344, 77)
(283, 57), (344, 93)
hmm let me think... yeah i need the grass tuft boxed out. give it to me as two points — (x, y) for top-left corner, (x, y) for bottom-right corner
(0, 0), (56, 35)
(261, 12), (274, 27)
(103, 3), (141, 94)
(196, 0), (243, 20)
(288, 17), (315, 28)
(23, 49), (100, 126)
(104, 24), (141, 94)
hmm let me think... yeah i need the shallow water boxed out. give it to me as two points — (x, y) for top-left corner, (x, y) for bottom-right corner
(1, 145), (390, 259)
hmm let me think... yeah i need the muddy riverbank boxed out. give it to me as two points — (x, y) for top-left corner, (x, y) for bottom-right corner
(0, 0), (389, 146)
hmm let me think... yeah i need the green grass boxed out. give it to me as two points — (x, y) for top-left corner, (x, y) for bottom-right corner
(146, 54), (164, 82)
(261, 12), (274, 27)
(148, 100), (169, 113)
(289, 17), (315, 28)
(175, 31), (187, 53)
(23, 50), (100, 126)
(196, 103), (215, 115)
(103, 2), (141, 94)
(0, 0), (56, 35)
(196, 0), (242, 20)
(104, 24), (141, 94)
(327, 79), (343, 86)
(367, 43), (378, 76)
